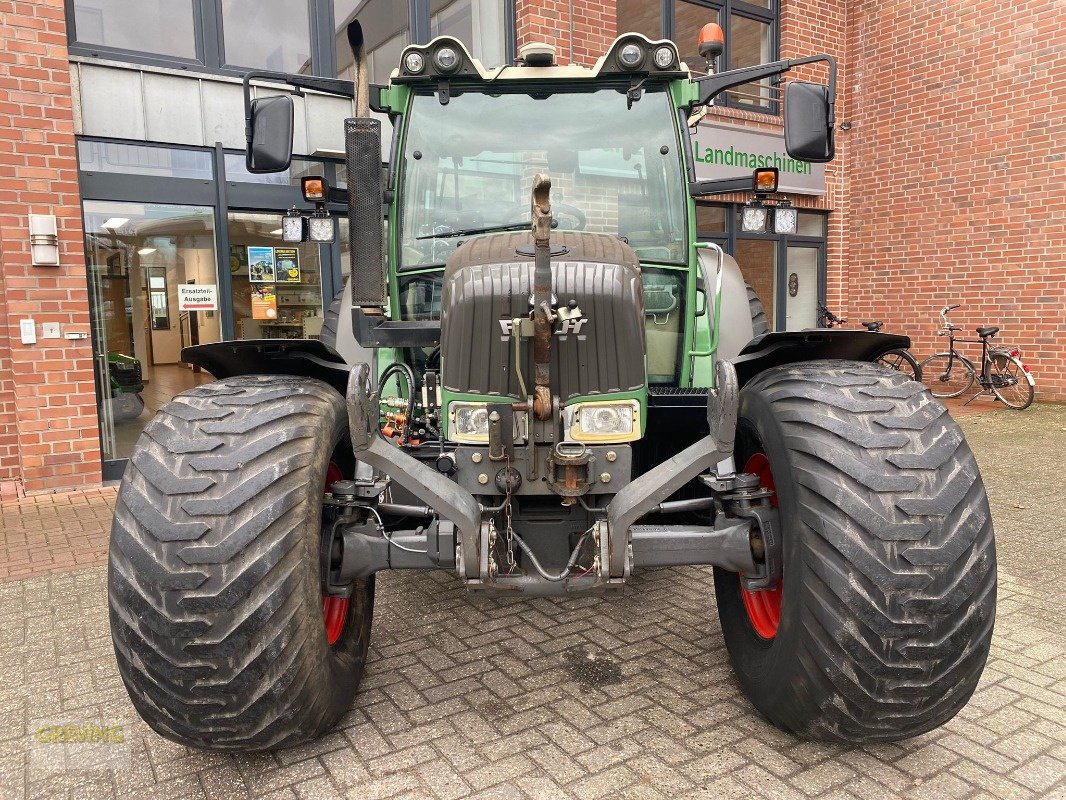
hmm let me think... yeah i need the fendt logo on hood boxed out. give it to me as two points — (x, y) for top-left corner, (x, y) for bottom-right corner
(499, 315), (588, 337)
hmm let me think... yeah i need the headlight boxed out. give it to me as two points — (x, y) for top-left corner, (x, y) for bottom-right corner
(564, 400), (640, 443)
(740, 204), (768, 233)
(450, 403), (490, 442)
(448, 403), (529, 444)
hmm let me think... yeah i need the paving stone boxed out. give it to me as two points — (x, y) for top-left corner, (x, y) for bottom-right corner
(2, 406), (1065, 800)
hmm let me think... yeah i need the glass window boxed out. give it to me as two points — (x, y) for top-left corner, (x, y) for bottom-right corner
(221, 0), (313, 74)
(617, 0), (663, 39)
(431, 0), (506, 68)
(78, 141), (214, 180)
(696, 203), (728, 233)
(796, 211), (825, 237)
(667, 1), (778, 112)
(734, 238), (776, 328)
(674, 0), (718, 75)
(336, 0), (411, 83)
(227, 213), (327, 341)
(222, 154), (327, 186)
(400, 86), (688, 269)
(84, 201), (219, 462)
(72, 0), (198, 60)
(729, 13), (773, 109)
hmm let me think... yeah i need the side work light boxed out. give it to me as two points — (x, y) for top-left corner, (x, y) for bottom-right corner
(740, 202), (769, 233)
(308, 210), (336, 244)
(281, 207), (306, 242)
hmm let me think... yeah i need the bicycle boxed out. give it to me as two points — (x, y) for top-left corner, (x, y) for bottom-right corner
(817, 304), (923, 381)
(920, 304), (1035, 410)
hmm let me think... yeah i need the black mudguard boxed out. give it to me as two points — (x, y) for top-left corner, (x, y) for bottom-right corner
(181, 340), (350, 395)
(731, 330), (911, 388)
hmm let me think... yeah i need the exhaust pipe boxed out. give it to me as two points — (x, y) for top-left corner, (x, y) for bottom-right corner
(347, 20), (370, 117)
(345, 20), (386, 313)
(531, 174), (553, 421)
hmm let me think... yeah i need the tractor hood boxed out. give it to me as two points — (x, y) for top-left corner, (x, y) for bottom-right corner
(439, 231), (646, 402)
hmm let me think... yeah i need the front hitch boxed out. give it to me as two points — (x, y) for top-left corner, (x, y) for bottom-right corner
(346, 364), (482, 578)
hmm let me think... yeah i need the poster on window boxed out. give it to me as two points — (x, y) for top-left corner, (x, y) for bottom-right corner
(274, 248), (301, 283)
(247, 246), (276, 283)
(251, 284), (278, 320)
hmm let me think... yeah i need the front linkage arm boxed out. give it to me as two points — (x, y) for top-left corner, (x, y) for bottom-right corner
(606, 360), (779, 588)
(346, 364), (483, 579)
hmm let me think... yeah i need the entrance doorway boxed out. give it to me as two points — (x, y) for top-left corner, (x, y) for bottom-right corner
(696, 202), (827, 331)
(84, 201), (221, 467)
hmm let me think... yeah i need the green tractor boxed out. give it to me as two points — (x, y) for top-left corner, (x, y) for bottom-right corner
(105, 351), (145, 423)
(108, 24), (996, 752)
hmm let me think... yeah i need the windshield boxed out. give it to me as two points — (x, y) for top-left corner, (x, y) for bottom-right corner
(399, 85), (687, 269)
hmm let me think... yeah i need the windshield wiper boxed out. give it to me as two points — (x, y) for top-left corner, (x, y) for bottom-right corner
(416, 221), (533, 240)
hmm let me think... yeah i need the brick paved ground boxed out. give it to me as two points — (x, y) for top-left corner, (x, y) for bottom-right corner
(0, 403), (1064, 800)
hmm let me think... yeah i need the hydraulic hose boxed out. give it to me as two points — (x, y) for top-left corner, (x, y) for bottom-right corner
(379, 362), (417, 445)
(508, 529), (589, 582)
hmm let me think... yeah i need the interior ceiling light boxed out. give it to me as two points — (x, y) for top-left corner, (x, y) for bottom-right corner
(101, 217), (130, 231)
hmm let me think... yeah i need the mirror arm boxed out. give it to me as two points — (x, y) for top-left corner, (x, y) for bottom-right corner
(688, 176), (753, 197)
(242, 71), (356, 141)
(694, 53), (837, 121)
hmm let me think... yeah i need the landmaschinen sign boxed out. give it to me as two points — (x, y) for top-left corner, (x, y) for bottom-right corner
(692, 122), (826, 196)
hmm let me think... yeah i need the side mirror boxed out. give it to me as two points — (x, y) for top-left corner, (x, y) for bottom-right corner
(784, 81), (834, 163)
(246, 95), (294, 174)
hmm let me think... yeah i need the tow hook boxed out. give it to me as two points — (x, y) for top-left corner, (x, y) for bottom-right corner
(548, 441), (594, 506)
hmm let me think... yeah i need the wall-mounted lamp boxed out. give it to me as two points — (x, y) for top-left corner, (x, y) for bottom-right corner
(28, 214), (60, 266)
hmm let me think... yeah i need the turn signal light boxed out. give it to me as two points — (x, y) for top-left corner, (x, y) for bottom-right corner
(301, 176), (327, 203)
(754, 167), (779, 195)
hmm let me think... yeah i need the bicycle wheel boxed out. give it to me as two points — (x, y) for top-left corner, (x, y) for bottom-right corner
(876, 349), (922, 382)
(990, 352), (1034, 410)
(920, 353), (976, 398)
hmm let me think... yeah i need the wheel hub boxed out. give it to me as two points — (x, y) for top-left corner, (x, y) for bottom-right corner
(739, 452), (782, 640)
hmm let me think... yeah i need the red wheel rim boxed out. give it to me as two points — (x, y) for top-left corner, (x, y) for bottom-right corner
(739, 452), (782, 640)
(322, 595), (350, 646)
(322, 461), (349, 646)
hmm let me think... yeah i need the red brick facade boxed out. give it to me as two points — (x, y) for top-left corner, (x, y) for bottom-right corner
(0, 0), (101, 494)
(0, 0), (1061, 492)
(844, 0), (1065, 395)
(516, 0), (618, 65)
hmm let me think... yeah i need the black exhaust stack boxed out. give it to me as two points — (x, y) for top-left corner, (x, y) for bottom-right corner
(346, 20), (384, 311)
(344, 21), (440, 348)
(345, 116), (385, 311)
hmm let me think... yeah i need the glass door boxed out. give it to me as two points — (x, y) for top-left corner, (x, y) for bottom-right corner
(784, 243), (823, 331)
(227, 212), (329, 340)
(83, 201), (220, 472)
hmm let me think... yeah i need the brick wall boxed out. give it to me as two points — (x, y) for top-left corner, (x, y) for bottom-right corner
(516, 0), (617, 66)
(844, 0), (1065, 400)
(0, 0), (101, 493)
